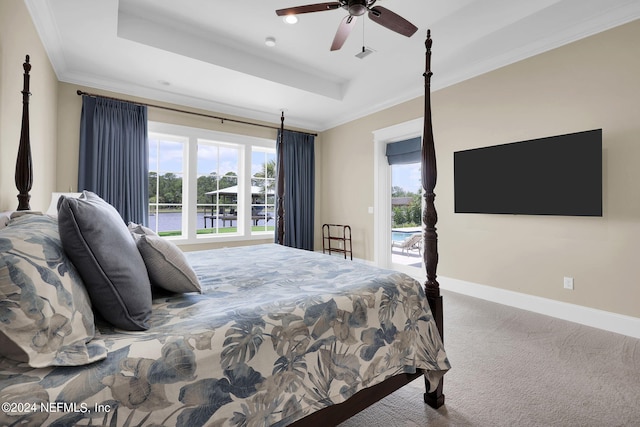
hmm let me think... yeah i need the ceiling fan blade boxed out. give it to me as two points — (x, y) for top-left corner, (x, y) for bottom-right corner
(330, 15), (358, 51)
(276, 2), (341, 16)
(368, 6), (418, 37)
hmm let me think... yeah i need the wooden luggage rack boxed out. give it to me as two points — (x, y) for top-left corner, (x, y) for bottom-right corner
(322, 224), (352, 260)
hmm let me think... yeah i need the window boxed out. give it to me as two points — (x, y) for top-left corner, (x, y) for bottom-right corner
(197, 140), (239, 234)
(148, 134), (186, 237)
(148, 122), (276, 243)
(251, 148), (276, 233)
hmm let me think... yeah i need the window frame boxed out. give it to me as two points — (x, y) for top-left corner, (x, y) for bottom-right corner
(148, 132), (188, 236)
(250, 147), (277, 234)
(148, 121), (276, 246)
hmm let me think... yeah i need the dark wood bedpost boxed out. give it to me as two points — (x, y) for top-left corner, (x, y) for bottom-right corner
(276, 111), (285, 245)
(16, 55), (33, 211)
(421, 30), (445, 409)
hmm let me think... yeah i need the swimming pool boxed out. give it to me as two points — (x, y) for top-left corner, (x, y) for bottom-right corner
(392, 231), (418, 242)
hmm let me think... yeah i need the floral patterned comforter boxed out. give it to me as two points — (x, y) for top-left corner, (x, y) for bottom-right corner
(0, 244), (449, 426)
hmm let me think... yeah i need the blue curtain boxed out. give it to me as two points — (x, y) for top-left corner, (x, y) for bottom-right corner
(275, 130), (315, 250)
(78, 96), (148, 225)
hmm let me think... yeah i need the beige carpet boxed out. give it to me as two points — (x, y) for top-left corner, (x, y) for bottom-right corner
(339, 290), (640, 426)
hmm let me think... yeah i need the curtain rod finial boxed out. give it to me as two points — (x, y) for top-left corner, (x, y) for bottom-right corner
(23, 55), (31, 73)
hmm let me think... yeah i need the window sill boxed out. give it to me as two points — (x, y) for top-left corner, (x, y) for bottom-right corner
(168, 233), (274, 247)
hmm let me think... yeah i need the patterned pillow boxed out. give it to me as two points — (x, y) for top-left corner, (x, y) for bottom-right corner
(128, 223), (202, 294)
(0, 214), (107, 367)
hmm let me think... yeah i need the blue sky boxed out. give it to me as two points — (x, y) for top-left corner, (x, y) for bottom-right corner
(392, 163), (422, 194)
(149, 137), (275, 178)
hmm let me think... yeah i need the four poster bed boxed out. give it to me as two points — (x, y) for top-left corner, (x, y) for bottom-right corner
(0, 32), (447, 427)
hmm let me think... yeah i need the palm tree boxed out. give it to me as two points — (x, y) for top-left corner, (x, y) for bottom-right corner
(252, 159), (276, 194)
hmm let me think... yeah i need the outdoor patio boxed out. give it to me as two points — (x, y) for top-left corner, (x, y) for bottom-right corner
(391, 226), (423, 268)
(391, 248), (422, 268)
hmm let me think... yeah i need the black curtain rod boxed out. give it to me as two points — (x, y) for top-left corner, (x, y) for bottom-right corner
(76, 90), (318, 137)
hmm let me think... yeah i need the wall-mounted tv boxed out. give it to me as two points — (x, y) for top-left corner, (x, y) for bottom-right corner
(454, 129), (602, 216)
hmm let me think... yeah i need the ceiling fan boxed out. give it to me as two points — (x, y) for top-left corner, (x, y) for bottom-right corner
(276, 0), (418, 51)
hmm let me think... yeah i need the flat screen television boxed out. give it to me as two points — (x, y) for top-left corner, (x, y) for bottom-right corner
(454, 129), (602, 216)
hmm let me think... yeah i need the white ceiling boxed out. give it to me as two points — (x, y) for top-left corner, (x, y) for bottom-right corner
(25, 0), (640, 131)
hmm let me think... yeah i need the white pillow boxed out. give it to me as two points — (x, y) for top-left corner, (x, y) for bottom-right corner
(46, 192), (82, 216)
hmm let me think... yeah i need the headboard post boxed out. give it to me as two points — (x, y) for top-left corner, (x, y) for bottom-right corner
(421, 30), (445, 409)
(421, 31), (440, 301)
(16, 55), (34, 211)
(276, 111), (285, 245)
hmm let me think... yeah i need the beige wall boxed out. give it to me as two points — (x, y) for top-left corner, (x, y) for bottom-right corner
(0, 0), (58, 212)
(320, 98), (424, 260)
(321, 20), (640, 318)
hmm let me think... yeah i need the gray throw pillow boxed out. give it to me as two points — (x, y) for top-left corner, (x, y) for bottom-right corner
(128, 223), (202, 294)
(57, 191), (152, 330)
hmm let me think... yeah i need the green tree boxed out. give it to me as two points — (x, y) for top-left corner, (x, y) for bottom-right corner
(252, 159), (275, 180)
(407, 191), (422, 224)
(392, 186), (407, 197)
(219, 172), (237, 189)
(252, 159), (276, 196)
(392, 206), (407, 227)
(392, 190), (422, 227)
(148, 171), (158, 201)
(158, 173), (182, 205)
(197, 174), (217, 204)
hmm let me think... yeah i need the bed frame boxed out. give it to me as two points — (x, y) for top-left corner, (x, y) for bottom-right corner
(284, 31), (444, 426)
(15, 30), (444, 425)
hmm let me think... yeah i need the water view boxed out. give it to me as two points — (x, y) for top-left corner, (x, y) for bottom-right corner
(148, 211), (274, 233)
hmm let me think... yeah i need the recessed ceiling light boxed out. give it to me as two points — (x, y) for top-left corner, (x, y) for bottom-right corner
(283, 15), (298, 24)
(265, 36), (276, 47)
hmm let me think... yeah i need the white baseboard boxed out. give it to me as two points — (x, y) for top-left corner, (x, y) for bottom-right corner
(439, 276), (640, 340)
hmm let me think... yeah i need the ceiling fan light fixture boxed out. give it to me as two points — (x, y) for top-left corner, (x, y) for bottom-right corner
(283, 15), (298, 24)
(348, 1), (368, 16)
(265, 36), (276, 47)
